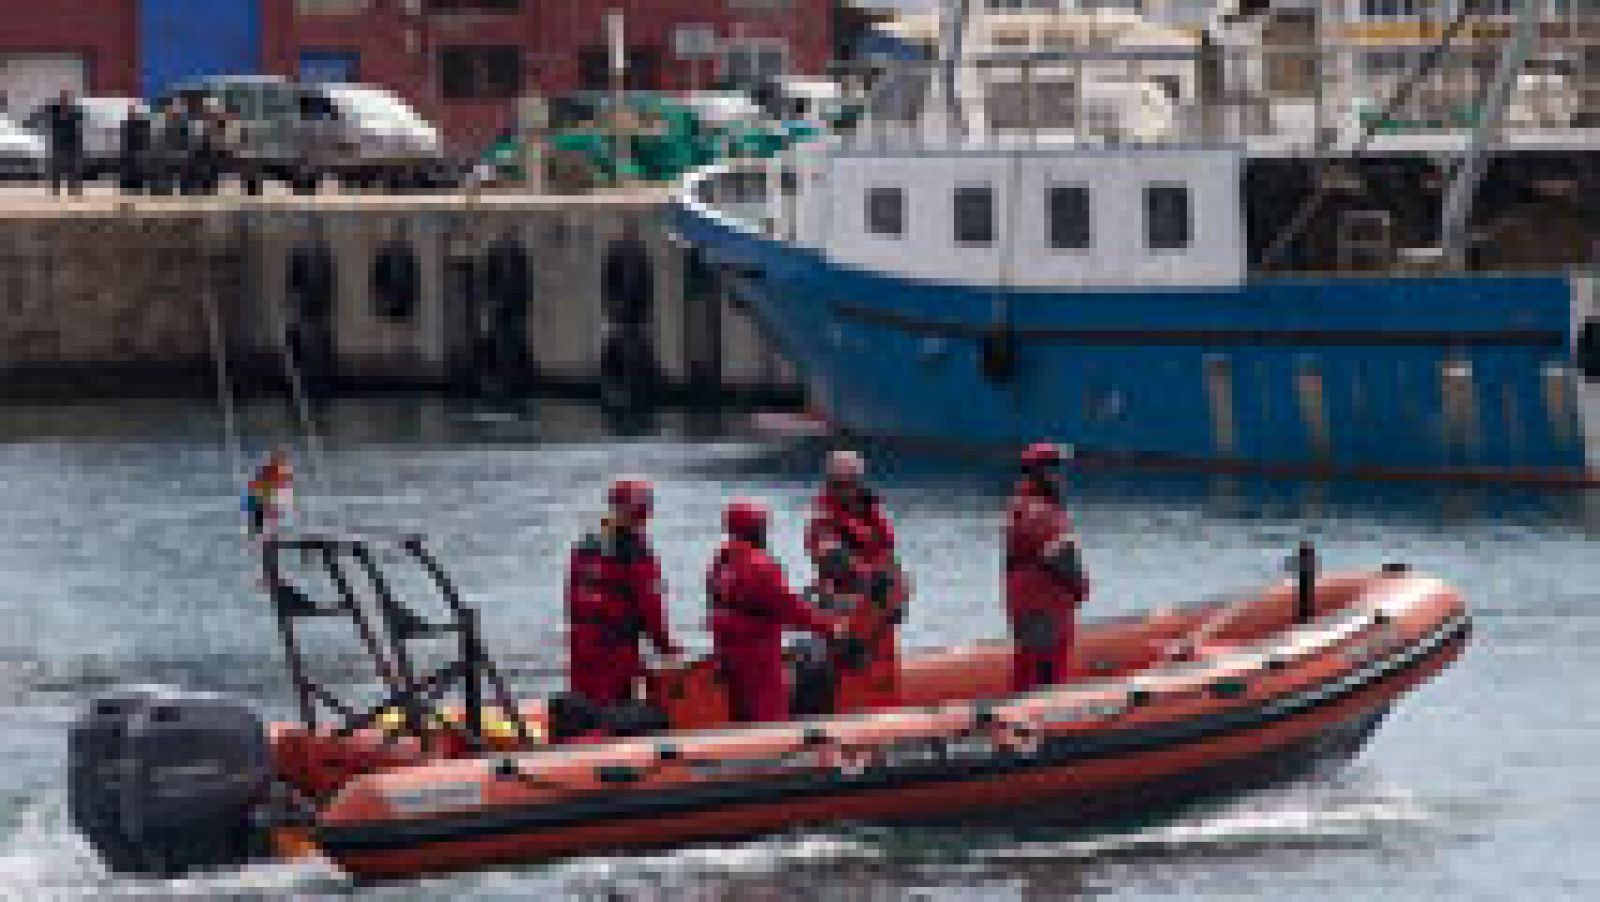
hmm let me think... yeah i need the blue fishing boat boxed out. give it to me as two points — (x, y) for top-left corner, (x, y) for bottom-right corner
(674, 2), (1600, 483)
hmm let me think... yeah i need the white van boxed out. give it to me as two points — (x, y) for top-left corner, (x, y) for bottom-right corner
(0, 113), (45, 181)
(301, 84), (443, 183)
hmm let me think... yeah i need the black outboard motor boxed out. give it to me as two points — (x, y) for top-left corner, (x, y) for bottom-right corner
(69, 686), (272, 877)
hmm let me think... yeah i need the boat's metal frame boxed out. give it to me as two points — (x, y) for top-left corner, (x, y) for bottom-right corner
(260, 532), (532, 752)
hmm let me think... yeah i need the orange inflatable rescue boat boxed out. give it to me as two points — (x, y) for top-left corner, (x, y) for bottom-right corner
(69, 533), (1468, 880)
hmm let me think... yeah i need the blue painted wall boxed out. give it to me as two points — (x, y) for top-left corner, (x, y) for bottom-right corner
(139, 0), (261, 98)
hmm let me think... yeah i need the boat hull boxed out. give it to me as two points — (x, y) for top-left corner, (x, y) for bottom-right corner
(314, 576), (1467, 879)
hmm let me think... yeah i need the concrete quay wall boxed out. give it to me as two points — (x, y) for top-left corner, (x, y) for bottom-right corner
(0, 193), (799, 403)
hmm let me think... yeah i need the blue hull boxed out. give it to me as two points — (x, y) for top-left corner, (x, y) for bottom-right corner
(675, 198), (1589, 478)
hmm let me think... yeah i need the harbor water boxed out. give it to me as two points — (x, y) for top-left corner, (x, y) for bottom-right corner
(0, 397), (1596, 899)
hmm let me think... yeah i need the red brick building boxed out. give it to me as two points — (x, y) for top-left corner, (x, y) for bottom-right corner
(261, 0), (834, 153)
(0, 0), (139, 116)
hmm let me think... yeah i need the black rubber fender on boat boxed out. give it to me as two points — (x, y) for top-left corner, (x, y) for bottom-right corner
(980, 326), (1017, 384)
(69, 686), (272, 877)
(1578, 318), (1600, 379)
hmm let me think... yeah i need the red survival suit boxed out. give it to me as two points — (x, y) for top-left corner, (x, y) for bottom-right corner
(1005, 474), (1090, 692)
(805, 486), (905, 711)
(565, 524), (678, 709)
(709, 529), (837, 724)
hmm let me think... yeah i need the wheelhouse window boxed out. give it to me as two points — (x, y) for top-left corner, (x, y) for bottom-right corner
(954, 185), (994, 246)
(867, 186), (904, 238)
(1145, 183), (1191, 250)
(1048, 183), (1091, 249)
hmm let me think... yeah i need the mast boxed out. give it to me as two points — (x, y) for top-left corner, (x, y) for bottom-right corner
(939, 0), (971, 138)
(1440, 0), (1541, 270)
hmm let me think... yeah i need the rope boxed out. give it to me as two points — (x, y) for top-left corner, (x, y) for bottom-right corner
(1259, 5), (1474, 268)
(265, 247), (332, 525)
(197, 227), (246, 498)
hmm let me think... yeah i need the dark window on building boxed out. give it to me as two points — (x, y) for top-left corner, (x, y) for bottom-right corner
(626, 49), (662, 91)
(721, 42), (788, 90)
(425, 0), (521, 11)
(954, 185), (994, 245)
(1145, 182), (1191, 250)
(1048, 183), (1091, 249)
(577, 47), (663, 91)
(867, 186), (904, 237)
(439, 46), (523, 100)
(578, 49), (609, 92)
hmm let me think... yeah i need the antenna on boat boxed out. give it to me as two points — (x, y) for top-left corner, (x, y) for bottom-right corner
(1440, 0), (1541, 270)
(938, 0), (972, 139)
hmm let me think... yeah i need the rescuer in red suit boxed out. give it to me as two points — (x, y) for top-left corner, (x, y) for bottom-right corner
(565, 478), (681, 710)
(805, 450), (906, 710)
(1005, 444), (1090, 693)
(710, 499), (842, 724)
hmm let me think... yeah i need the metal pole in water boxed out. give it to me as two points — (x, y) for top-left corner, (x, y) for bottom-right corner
(1296, 540), (1317, 624)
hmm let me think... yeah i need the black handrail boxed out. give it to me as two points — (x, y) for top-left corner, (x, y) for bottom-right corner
(260, 532), (535, 754)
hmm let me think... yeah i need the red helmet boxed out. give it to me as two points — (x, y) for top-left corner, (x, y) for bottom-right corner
(1020, 443), (1063, 470)
(608, 477), (654, 520)
(723, 498), (770, 539)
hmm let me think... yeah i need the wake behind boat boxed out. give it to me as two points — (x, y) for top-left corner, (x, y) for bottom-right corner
(68, 532), (1467, 880)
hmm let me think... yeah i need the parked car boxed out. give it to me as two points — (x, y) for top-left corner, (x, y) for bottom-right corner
(23, 97), (148, 178)
(0, 113), (46, 181)
(303, 83), (449, 189)
(157, 76), (449, 192)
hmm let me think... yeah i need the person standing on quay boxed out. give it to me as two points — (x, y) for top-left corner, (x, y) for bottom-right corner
(42, 89), (85, 197)
(119, 106), (153, 195)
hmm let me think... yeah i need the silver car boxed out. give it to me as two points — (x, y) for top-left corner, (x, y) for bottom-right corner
(159, 76), (448, 192)
(310, 84), (443, 179)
